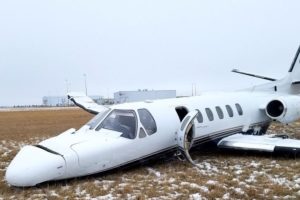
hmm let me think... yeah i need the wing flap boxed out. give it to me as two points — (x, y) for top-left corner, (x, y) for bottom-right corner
(67, 92), (109, 115)
(218, 134), (300, 153)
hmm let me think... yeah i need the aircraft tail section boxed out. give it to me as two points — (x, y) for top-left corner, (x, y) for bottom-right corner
(249, 45), (300, 95)
(287, 45), (300, 85)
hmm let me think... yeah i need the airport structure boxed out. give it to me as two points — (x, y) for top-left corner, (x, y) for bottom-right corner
(114, 90), (176, 104)
(43, 90), (176, 106)
(42, 96), (104, 106)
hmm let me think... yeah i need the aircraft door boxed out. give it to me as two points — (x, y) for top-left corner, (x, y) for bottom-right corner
(177, 110), (198, 164)
(177, 111), (198, 150)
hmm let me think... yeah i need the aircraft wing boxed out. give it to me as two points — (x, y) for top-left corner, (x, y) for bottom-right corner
(218, 134), (300, 153)
(67, 92), (109, 115)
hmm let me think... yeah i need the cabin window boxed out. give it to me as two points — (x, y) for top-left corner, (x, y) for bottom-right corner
(87, 109), (111, 129)
(226, 105), (234, 117)
(139, 128), (147, 138)
(235, 103), (243, 116)
(196, 109), (203, 123)
(205, 108), (214, 121)
(138, 109), (157, 135)
(96, 109), (137, 139)
(215, 106), (224, 119)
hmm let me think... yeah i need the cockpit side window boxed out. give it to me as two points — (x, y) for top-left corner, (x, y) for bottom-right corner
(87, 109), (111, 129)
(138, 109), (157, 135)
(96, 110), (137, 139)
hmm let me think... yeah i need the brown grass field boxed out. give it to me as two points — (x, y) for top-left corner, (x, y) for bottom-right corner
(0, 109), (300, 199)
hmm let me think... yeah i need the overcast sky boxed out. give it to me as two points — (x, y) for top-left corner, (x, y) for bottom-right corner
(0, 0), (300, 106)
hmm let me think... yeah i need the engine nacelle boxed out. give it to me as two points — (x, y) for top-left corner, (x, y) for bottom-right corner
(265, 96), (300, 124)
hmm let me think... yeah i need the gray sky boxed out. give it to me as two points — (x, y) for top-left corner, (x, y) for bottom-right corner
(0, 0), (300, 106)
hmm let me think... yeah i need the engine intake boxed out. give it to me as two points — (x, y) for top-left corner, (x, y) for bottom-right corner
(265, 96), (300, 124)
(266, 100), (285, 118)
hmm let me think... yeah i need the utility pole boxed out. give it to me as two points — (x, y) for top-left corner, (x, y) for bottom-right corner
(83, 74), (88, 96)
(65, 79), (70, 106)
(192, 83), (195, 96)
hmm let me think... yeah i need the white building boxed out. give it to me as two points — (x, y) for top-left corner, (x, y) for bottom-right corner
(114, 90), (176, 104)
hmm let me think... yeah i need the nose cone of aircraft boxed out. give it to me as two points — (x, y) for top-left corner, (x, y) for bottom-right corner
(5, 145), (66, 187)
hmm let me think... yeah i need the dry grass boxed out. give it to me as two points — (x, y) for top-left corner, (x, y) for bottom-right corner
(0, 109), (300, 199)
(0, 109), (93, 141)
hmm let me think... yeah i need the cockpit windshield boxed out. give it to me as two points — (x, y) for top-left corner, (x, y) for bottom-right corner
(87, 109), (111, 129)
(95, 110), (137, 139)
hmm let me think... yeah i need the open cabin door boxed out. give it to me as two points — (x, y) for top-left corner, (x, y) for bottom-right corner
(177, 110), (199, 165)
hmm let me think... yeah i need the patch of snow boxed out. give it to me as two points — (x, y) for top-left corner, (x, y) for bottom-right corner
(199, 186), (209, 193)
(270, 177), (289, 186)
(245, 175), (257, 183)
(222, 193), (230, 199)
(168, 191), (183, 199)
(234, 165), (242, 170)
(49, 190), (60, 197)
(233, 188), (245, 195)
(275, 164), (281, 169)
(187, 182), (208, 192)
(92, 194), (116, 200)
(118, 183), (128, 187)
(75, 186), (86, 196)
(168, 178), (175, 183)
(189, 193), (203, 200)
(102, 180), (115, 185)
(238, 181), (250, 188)
(125, 194), (137, 200)
(180, 182), (190, 186)
(190, 183), (201, 189)
(264, 189), (270, 194)
(249, 161), (260, 168)
(232, 178), (239, 182)
(171, 184), (179, 189)
(204, 162), (211, 170)
(196, 161), (219, 174)
(253, 171), (265, 176)
(101, 180), (115, 190)
(206, 180), (218, 185)
(61, 185), (70, 190)
(31, 194), (47, 198)
(283, 195), (296, 199)
(147, 167), (161, 178)
(293, 184), (300, 189)
(94, 180), (102, 185)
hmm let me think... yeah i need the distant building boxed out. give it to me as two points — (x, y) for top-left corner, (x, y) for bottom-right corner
(114, 90), (176, 104)
(42, 95), (104, 107)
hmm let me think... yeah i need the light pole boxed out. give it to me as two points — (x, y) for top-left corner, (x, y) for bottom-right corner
(83, 74), (88, 96)
(65, 79), (70, 106)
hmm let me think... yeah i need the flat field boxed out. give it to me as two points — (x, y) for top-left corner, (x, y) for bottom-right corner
(0, 109), (300, 200)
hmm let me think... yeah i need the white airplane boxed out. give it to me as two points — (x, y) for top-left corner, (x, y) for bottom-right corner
(6, 46), (300, 187)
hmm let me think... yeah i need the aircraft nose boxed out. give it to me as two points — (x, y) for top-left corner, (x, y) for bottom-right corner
(5, 145), (66, 187)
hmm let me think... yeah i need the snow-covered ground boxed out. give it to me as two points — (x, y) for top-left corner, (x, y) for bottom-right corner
(1, 121), (300, 199)
(1, 138), (300, 199)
